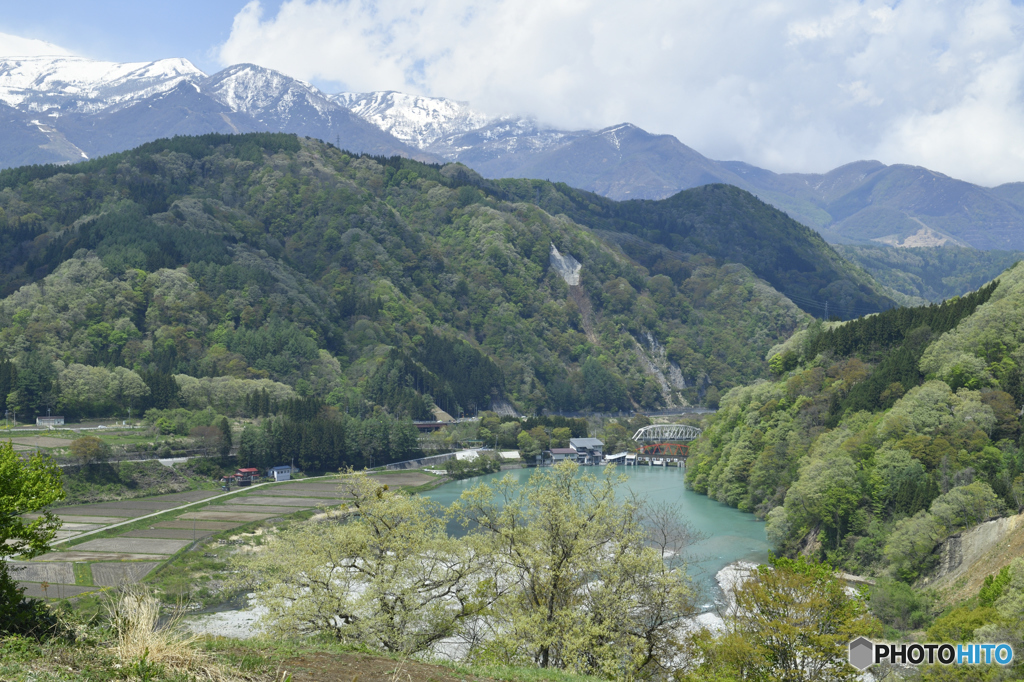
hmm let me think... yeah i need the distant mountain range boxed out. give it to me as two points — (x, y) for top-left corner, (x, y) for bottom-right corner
(0, 56), (426, 166)
(4, 54), (1024, 250)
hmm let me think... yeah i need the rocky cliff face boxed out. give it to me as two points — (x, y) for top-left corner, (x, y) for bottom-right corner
(548, 243), (581, 286)
(922, 514), (1024, 598)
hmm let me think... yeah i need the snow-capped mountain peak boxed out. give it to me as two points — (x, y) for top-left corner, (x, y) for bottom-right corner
(204, 63), (330, 116)
(0, 55), (205, 113)
(333, 91), (492, 149)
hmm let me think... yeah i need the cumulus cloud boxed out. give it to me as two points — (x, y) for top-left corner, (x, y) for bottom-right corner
(213, 0), (1024, 185)
(0, 32), (75, 58)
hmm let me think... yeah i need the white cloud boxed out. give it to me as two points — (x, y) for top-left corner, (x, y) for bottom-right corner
(0, 32), (75, 58)
(211, 0), (1024, 185)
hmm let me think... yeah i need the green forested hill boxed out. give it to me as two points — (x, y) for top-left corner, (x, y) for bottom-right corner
(0, 133), (890, 469)
(834, 243), (1024, 303)
(687, 261), (1024, 581)
(450, 171), (895, 320)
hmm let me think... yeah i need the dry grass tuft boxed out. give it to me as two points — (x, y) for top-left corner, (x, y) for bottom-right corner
(105, 585), (244, 681)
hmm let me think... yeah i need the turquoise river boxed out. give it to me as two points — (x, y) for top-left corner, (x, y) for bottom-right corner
(421, 465), (770, 601)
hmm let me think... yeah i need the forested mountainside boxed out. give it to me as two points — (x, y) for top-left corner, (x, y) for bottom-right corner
(834, 243), (1023, 304)
(687, 263), (1024, 581)
(0, 131), (894, 443)
(446, 168), (895, 321)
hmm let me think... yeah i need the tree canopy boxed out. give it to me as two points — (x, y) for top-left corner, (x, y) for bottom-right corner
(232, 464), (698, 679)
(0, 132), (867, 423)
(688, 261), (1024, 580)
(0, 441), (64, 628)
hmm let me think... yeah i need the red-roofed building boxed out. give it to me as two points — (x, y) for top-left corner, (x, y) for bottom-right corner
(236, 468), (260, 486)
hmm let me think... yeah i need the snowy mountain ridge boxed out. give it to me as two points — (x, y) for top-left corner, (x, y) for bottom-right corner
(0, 55), (562, 162)
(206, 63), (335, 119)
(0, 55), (205, 114)
(331, 90), (598, 167)
(0, 56), (345, 123)
(0, 54), (425, 169)
(332, 91), (492, 149)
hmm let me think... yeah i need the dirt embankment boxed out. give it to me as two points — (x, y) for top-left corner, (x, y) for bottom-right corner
(58, 459), (217, 505)
(920, 513), (1024, 603)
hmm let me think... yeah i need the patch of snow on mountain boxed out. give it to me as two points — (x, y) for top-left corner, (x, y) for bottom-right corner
(424, 116), (587, 162)
(599, 124), (638, 151)
(334, 91), (491, 148)
(0, 56), (205, 113)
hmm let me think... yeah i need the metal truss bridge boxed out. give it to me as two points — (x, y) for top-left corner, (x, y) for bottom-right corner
(630, 424), (703, 464)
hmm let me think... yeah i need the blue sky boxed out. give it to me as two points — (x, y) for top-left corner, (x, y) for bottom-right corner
(4, 1), (1024, 186)
(0, 1), (282, 73)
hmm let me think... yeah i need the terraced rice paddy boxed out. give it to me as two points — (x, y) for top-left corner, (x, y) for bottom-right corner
(122, 529), (215, 540)
(91, 500), (188, 510)
(178, 511), (277, 522)
(214, 505), (305, 514)
(60, 523), (108, 531)
(14, 474), (426, 600)
(52, 515), (131, 524)
(91, 562), (161, 587)
(55, 507), (153, 518)
(270, 483), (345, 493)
(155, 520), (240, 531)
(73, 538), (191, 555)
(21, 584), (94, 598)
(35, 551), (170, 562)
(53, 530), (83, 540)
(257, 489), (345, 498)
(226, 496), (337, 507)
(9, 436), (72, 449)
(8, 562), (74, 584)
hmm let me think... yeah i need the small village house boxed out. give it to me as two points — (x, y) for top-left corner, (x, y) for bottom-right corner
(569, 438), (604, 464)
(549, 447), (576, 464)
(267, 465), (291, 482)
(235, 467), (260, 486)
(36, 416), (65, 427)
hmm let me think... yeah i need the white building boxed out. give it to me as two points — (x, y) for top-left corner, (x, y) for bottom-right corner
(267, 465), (291, 482)
(36, 416), (65, 427)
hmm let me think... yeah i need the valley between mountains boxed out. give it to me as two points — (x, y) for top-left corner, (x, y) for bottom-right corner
(2, 132), (1024, 681)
